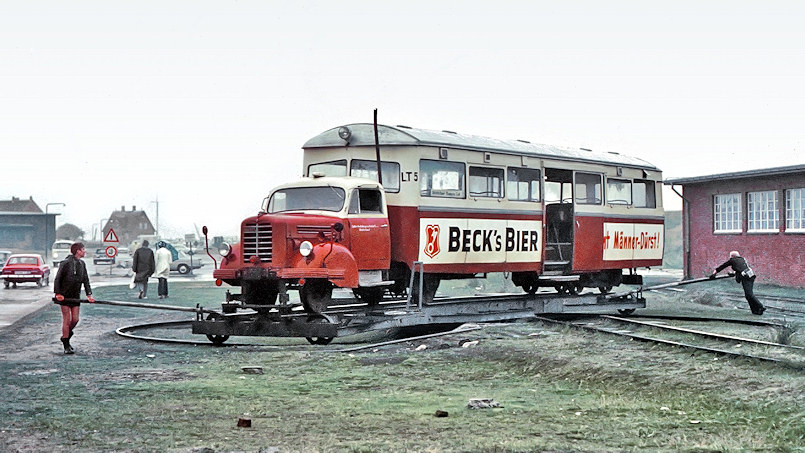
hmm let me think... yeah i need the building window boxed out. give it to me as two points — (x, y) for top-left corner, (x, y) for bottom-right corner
(747, 190), (779, 232)
(786, 187), (805, 232)
(713, 193), (742, 233)
(469, 166), (504, 198)
(507, 167), (541, 202)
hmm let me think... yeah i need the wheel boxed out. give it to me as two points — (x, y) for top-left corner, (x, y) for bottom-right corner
(521, 282), (539, 294)
(46, 276), (50, 286)
(617, 308), (636, 315)
(37, 277), (44, 287)
(204, 314), (230, 345)
(300, 279), (333, 314)
(598, 286), (613, 294)
(177, 264), (190, 275)
(305, 313), (335, 345)
(3, 280), (8, 289)
(352, 287), (385, 307)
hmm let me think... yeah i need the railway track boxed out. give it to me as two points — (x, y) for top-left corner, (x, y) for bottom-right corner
(537, 314), (805, 370)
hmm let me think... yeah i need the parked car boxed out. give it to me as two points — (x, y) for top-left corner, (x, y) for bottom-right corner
(1, 254), (51, 288)
(115, 247), (133, 268)
(93, 248), (116, 265)
(171, 251), (203, 275)
(52, 240), (74, 267)
(0, 250), (11, 271)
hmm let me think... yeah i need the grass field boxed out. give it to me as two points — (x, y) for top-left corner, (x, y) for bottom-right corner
(1, 280), (804, 452)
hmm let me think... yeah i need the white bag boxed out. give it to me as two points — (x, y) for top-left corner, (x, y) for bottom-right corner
(129, 274), (136, 289)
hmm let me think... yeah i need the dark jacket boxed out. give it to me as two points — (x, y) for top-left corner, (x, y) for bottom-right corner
(132, 246), (156, 283)
(54, 254), (92, 299)
(716, 256), (753, 282)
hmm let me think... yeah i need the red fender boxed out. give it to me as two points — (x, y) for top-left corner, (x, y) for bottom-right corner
(289, 242), (359, 288)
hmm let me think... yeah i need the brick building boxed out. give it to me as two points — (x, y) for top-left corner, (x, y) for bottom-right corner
(665, 165), (805, 287)
(102, 205), (156, 246)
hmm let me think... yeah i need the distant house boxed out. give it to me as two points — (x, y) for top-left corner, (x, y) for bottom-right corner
(102, 205), (156, 246)
(0, 196), (58, 254)
(665, 165), (805, 287)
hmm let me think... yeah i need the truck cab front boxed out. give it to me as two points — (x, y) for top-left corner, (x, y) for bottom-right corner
(213, 176), (391, 313)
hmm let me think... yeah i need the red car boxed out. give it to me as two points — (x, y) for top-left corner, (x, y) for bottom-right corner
(1, 254), (51, 289)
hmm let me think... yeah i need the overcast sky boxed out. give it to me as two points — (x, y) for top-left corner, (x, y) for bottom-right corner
(2, 1), (804, 238)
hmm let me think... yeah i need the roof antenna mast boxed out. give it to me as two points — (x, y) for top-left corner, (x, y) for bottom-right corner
(373, 108), (383, 185)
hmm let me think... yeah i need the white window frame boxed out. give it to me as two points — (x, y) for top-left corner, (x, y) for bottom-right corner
(786, 187), (805, 232)
(747, 190), (779, 233)
(713, 193), (742, 233)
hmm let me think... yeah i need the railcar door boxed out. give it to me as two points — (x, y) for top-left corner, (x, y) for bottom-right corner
(543, 168), (574, 275)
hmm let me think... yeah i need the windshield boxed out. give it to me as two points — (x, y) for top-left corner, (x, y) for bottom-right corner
(266, 186), (346, 213)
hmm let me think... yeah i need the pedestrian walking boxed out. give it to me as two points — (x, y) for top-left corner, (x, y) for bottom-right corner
(53, 242), (95, 354)
(132, 240), (155, 299)
(711, 250), (766, 315)
(155, 241), (171, 299)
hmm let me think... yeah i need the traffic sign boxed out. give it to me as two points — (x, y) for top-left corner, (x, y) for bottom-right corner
(104, 228), (119, 243)
(105, 246), (118, 258)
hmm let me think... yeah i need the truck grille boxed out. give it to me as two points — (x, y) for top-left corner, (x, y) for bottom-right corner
(242, 222), (272, 263)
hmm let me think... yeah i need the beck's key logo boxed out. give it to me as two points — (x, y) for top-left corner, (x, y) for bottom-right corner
(424, 224), (440, 258)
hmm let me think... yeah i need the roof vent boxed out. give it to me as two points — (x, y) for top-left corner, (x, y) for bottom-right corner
(608, 151), (620, 155)
(311, 172), (326, 178)
(580, 148), (592, 152)
(396, 125), (411, 129)
(442, 130), (457, 134)
(517, 139), (531, 144)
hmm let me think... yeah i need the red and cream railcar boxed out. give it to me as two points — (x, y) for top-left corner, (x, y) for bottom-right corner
(302, 124), (664, 297)
(214, 123), (663, 314)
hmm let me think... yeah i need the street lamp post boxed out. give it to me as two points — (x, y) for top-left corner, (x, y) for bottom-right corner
(99, 218), (108, 241)
(45, 203), (66, 264)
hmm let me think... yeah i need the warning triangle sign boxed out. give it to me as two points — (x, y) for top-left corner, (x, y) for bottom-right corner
(104, 228), (119, 243)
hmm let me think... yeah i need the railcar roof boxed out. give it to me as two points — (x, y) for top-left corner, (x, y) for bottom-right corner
(303, 123), (660, 171)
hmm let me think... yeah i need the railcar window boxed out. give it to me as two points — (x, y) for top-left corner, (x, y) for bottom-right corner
(606, 178), (632, 205)
(633, 179), (656, 208)
(419, 159), (465, 198)
(308, 160), (347, 177)
(786, 188), (805, 231)
(348, 188), (384, 214)
(713, 193), (742, 233)
(469, 166), (504, 198)
(267, 187), (346, 213)
(747, 190), (779, 232)
(574, 172), (602, 205)
(350, 160), (400, 193)
(544, 182), (572, 203)
(507, 167), (541, 202)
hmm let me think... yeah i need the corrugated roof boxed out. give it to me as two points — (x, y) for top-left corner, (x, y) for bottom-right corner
(303, 123), (660, 171)
(664, 164), (805, 185)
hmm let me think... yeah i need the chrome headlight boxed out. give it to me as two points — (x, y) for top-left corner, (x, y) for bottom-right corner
(218, 242), (232, 257)
(299, 241), (313, 257)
